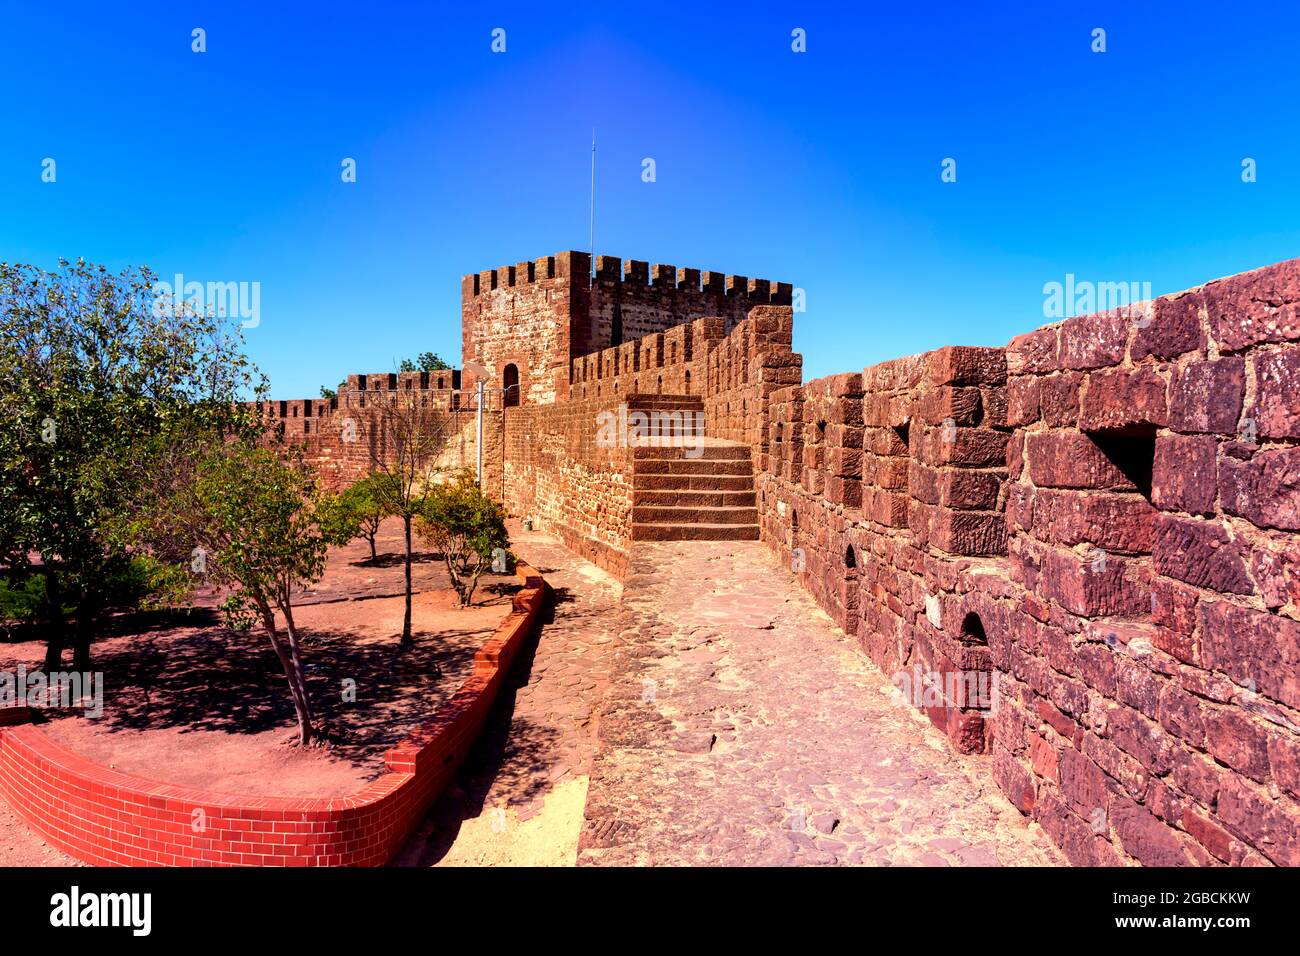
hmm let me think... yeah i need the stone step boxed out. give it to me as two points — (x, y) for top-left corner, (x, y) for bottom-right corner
(632, 489), (757, 507)
(632, 443), (750, 461)
(632, 474), (757, 492)
(631, 522), (762, 541)
(634, 458), (753, 476)
(632, 504), (759, 525)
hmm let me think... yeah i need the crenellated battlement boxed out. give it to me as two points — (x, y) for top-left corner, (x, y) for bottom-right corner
(462, 250), (792, 305)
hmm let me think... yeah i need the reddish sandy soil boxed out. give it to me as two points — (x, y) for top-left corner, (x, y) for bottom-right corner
(0, 518), (517, 864)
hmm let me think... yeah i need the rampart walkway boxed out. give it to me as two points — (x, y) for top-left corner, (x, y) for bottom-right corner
(577, 541), (1063, 865)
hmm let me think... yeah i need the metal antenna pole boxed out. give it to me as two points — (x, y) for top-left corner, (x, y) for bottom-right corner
(476, 379), (484, 488)
(589, 128), (596, 288)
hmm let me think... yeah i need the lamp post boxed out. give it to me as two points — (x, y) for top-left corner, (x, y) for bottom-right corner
(462, 360), (490, 489)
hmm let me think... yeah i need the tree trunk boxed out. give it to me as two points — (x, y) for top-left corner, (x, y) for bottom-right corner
(261, 604), (314, 747)
(72, 610), (93, 672)
(401, 514), (413, 646)
(368, 533), (377, 562)
(42, 571), (65, 671)
(279, 597), (317, 728)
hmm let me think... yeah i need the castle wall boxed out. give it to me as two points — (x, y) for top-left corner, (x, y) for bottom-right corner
(504, 303), (800, 577)
(257, 371), (502, 496)
(502, 393), (636, 578)
(750, 257), (1300, 867)
(581, 255), (791, 356)
(460, 253), (587, 406)
(264, 246), (1300, 869)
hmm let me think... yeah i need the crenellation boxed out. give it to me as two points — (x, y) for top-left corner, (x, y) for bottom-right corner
(595, 255), (621, 279)
(623, 259), (649, 284)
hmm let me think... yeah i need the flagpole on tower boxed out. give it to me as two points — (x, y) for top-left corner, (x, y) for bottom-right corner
(589, 128), (596, 288)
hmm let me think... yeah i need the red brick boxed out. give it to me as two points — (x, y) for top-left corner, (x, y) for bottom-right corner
(1168, 357), (1245, 434)
(1181, 809), (1235, 863)
(1204, 257), (1300, 352)
(1110, 797), (1192, 866)
(1152, 514), (1252, 595)
(1033, 488), (1155, 554)
(1252, 347), (1300, 440)
(1218, 444), (1300, 531)
(1041, 548), (1150, 617)
(1080, 366), (1169, 431)
(1151, 433), (1217, 516)
(1132, 290), (1206, 361)
(1203, 707), (1270, 783)
(1057, 309), (1131, 371)
(1026, 431), (1139, 490)
(1198, 599), (1300, 710)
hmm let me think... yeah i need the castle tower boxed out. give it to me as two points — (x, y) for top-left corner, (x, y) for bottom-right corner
(461, 251), (792, 406)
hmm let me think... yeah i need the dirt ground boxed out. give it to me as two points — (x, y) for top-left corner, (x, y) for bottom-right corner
(393, 528), (620, 869)
(0, 518), (516, 863)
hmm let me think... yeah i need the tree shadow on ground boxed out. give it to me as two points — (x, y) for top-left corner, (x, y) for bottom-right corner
(40, 616), (500, 775)
(349, 550), (443, 569)
(391, 598), (569, 866)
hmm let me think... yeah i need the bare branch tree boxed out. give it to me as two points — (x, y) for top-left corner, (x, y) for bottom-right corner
(362, 384), (453, 647)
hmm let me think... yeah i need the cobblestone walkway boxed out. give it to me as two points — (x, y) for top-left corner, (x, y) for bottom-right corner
(578, 541), (1063, 866)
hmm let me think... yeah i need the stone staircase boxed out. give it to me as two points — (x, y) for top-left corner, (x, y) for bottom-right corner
(627, 394), (760, 542)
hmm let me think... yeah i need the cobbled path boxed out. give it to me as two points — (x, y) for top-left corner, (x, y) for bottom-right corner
(578, 541), (1063, 866)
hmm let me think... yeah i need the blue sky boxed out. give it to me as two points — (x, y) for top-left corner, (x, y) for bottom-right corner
(3, 2), (1298, 397)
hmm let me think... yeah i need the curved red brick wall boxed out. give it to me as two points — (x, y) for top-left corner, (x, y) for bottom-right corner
(0, 563), (547, 867)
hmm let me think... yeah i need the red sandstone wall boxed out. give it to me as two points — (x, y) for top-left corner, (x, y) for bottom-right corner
(751, 257), (1300, 867)
(461, 253), (585, 406)
(255, 373), (501, 495)
(989, 260), (1300, 866)
(582, 255), (791, 357)
(0, 564), (547, 867)
(502, 395), (636, 578)
(759, 348), (1010, 753)
(514, 304), (797, 577)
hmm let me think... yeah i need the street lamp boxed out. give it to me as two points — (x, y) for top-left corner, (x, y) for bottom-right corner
(461, 360), (490, 488)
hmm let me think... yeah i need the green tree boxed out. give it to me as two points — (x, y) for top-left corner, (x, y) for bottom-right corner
(135, 441), (329, 746)
(417, 352), (451, 372)
(319, 385), (336, 400)
(318, 473), (389, 561)
(0, 259), (264, 670)
(397, 352), (452, 373)
(417, 470), (510, 607)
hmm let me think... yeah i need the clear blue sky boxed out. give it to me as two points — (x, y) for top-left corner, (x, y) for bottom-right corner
(3, 2), (1297, 398)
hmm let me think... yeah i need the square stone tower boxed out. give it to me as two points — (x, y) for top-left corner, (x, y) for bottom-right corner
(461, 250), (792, 406)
